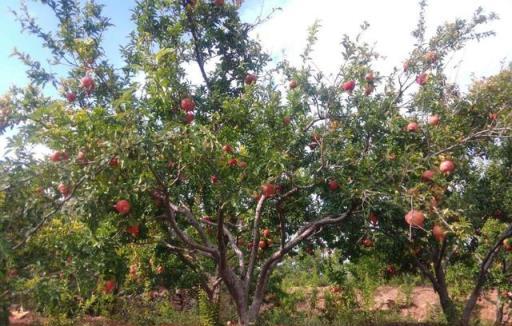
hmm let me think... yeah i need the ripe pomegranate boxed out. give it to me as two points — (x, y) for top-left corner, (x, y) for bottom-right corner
(114, 200), (131, 215)
(7, 269), (17, 278)
(341, 80), (356, 92)
(283, 115), (292, 126)
(228, 158), (238, 167)
(369, 212), (379, 225)
(432, 224), (445, 242)
(223, 144), (233, 153)
(416, 73), (429, 86)
(289, 80), (298, 89)
(439, 160), (455, 175)
(109, 156), (120, 167)
(362, 238), (373, 248)
(210, 175), (218, 184)
(127, 225), (140, 237)
(428, 115), (440, 126)
(80, 75), (95, 92)
(103, 280), (116, 294)
(258, 240), (267, 250)
(180, 97), (195, 112)
(405, 209), (425, 228)
(365, 72), (375, 82)
(423, 51), (438, 63)
(403, 61), (410, 72)
(50, 151), (68, 162)
(244, 73), (257, 85)
(57, 183), (70, 197)
(261, 183), (276, 198)
(184, 112), (194, 124)
(406, 122), (419, 132)
(385, 265), (397, 276)
(66, 92), (77, 102)
(327, 180), (339, 191)
(421, 170), (435, 182)
(262, 228), (271, 238)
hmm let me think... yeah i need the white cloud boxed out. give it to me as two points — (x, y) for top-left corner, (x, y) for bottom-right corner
(243, 0), (512, 89)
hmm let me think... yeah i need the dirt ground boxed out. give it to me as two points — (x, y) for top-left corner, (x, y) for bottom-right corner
(9, 286), (511, 325)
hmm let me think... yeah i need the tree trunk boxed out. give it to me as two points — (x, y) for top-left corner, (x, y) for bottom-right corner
(432, 265), (459, 325)
(436, 282), (459, 325)
(431, 247), (460, 325)
(495, 293), (504, 326)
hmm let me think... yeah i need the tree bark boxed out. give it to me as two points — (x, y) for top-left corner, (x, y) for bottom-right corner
(460, 228), (512, 325)
(495, 293), (504, 326)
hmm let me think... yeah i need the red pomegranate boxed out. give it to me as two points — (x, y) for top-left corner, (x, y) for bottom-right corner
(428, 115), (440, 126)
(50, 151), (68, 162)
(405, 209), (425, 228)
(103, 280), (116, 294)
(57, 183), (71, 197)
(369, 212), (379, 225)
(327, 180), (339, 191)
(66, 92), (77, 103)
(362, 238), (374, 248)
(342, 80), (356, 92)
(439, 160), (455, 175)
(406, 122), (419, 132)
(109, 156), (120, 167)
(181, 97), (195, 112)
(184, 112), (194, 124)
(261, 183), (276, 198)
(258, 240), (267, 250)
(432, 224), (445, 242)
(114, 200), (131, 215)
(80, 75), (95, 93)
(127, 225), (140, 237)
(244, 74), (257, 85)
(421, 170), (435, 182)
(416, 73), (429, 86)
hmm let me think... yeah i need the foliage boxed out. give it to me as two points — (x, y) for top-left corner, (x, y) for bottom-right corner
(0, 0), (511, 325)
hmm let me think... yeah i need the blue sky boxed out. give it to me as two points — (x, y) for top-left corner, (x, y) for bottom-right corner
(0, 0), (280, 94)
(1, 0), (510, 96)
(1, 0), (511, 157)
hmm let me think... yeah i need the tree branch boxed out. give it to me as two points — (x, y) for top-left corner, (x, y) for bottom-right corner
(245, 195), (266, 286)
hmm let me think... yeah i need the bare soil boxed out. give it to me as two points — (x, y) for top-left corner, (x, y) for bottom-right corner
(9, 286), (511, 325)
